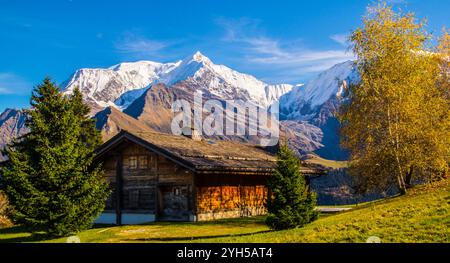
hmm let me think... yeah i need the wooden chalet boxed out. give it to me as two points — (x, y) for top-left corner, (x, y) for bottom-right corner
(94, 130), (322, 224)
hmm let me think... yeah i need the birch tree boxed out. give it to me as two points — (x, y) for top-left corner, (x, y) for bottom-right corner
(340, 3), (450, 195)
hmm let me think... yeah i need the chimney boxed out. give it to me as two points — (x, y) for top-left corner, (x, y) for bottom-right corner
(261, 140), (280, 154)
(182, 126), (202, 141)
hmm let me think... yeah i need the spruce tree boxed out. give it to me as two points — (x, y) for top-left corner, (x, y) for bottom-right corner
(1, 78), (110, 237)
(266, 143), (318, 230)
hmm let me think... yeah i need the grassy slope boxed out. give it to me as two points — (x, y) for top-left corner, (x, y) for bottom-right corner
(0, 179), (448, 243)
(211, 179), (450, 243)
(303, 154), (348, 169)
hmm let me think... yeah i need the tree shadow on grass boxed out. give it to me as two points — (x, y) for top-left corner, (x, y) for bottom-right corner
(0, 226), (49, 243)
(91, 223), (116, 229)
(126, 230), (274, 242)
(134, 216), (268, 228)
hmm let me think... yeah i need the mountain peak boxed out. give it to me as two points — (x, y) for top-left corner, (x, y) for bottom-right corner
(188, 51), (211, 64)
(62, 51), (295, 112)
(0, 108), (21, 122)
(1, 108), (19, 113)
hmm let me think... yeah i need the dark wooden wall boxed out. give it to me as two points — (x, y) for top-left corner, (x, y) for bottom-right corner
(100, 141), (269, 221)
(121, 144), (158, 212)
(101, 141), (194, 220)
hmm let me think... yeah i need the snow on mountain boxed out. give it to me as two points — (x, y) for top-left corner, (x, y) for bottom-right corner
(1, 55), (362, 164)
(280, 60), (359, 121)
(62, 60), (179, 108)
(114, 87), (150, 109)
(62, 51), (293, 111)
(158, 51), (294, 107)
(56, 52), (361, 161)
(265, 84), (295, 106)
(275, 60), (361, 160)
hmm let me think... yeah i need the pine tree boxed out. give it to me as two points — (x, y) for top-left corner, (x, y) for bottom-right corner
(1, 78), (110, 237)
(340, 3), (450, 194)
(70, 87), (102, 148)
(265, 143), (318, 230)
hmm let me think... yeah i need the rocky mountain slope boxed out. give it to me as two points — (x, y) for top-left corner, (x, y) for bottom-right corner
(279, 60), (359, 160)
(94, 106), (156, 141)
(0, 109), (28, 161)
(119, 82), (315, 151)
(280, 61), (358, 121)
(0, 53), (358, 162)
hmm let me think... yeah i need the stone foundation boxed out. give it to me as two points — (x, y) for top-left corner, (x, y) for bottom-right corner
(197, 207), (266, 221)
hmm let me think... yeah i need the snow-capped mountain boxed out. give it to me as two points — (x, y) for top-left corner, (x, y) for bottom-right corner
(62, 51), (293, 111)
(62, 60), (179, 110)
(265, 84), (298, 106)
(280, 60), (359, 122)
(158, 51), (293, 107)
(277, 60), (359, 160)
(0, 53), (361, 164)
(51, 58), (360, 158)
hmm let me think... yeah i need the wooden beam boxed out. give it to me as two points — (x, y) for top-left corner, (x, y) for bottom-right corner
(155, 155), (160, 220)
(192, 173), (197, 217)
(115, 153), (123, 225)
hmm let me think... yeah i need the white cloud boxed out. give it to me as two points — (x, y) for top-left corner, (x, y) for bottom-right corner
(330, 34), (349, 46)
(115, 32), (168, 56)
(245, 37), (286, 57)
(0, 73), (32, 95)
(0, 87), (10, 94)
(216, 17), (262, 42)
(216, 18), (354, 82)
(249, 49), (352, 65)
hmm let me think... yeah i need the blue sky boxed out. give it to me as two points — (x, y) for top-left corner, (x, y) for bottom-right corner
(0, 0), (449, 112)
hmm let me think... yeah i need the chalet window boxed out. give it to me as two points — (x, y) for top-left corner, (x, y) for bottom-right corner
(138, 155), (148, 169)
(129, 156), (138, 169)
(129, 190), (139, 208)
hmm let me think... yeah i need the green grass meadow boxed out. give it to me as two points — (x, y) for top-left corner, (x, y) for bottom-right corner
(0, 179), (449, 243)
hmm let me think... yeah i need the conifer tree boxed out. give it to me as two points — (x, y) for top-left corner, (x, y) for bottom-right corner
(1, 78), (110, 237)
(266, 143), (318, 230)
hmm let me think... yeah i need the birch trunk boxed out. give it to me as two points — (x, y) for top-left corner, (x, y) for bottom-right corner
(387, 105), (407, 194)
